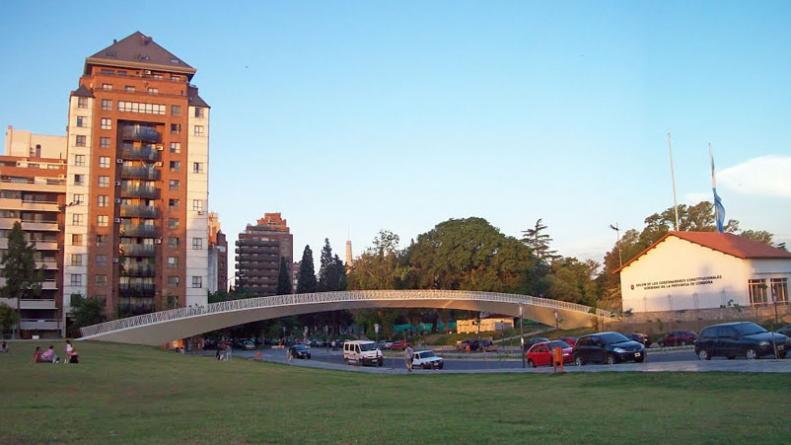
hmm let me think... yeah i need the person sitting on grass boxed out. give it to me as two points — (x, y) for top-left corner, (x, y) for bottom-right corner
(32, 346), (45, 363)
(39, 345), (59, 363)
(67, 347), (80, 364)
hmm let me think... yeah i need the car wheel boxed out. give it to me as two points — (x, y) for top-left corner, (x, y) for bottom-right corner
(745, 348), (758, 360)
(697, 349), (710, 360)
(528, 359), (535, 368)
(574, 355), (584, 367)
(424, 363), (431, 370)
(606, 354), (616, 365)
(778, 351), (787, 359)
(438, 363), (444, 370)
(378, 359), (384, 367)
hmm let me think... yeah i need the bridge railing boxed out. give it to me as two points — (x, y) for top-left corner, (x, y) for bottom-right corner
(80, 290), (616, 338)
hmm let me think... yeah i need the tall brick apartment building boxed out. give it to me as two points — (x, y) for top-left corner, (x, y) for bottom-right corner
(235, 213), (293, 296)
(61, 32), (210, 321)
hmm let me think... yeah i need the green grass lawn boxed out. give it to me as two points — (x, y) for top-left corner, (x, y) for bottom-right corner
(1, 341), (790, 445)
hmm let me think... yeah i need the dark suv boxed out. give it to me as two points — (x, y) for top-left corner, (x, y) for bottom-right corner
(695, 322), (789, 360)
(573, 332), (646, 365)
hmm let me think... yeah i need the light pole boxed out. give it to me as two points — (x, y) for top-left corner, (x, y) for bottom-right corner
(374, 322), (380, 344)
(520, 305), (525, 368)
(609, 223), (623, 269)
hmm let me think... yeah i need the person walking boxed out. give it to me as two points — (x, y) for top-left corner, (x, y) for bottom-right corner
(64, 340), (74, 364)
(405, 344), (414, 373)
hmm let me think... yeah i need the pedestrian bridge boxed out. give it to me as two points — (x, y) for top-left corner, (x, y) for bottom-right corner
(79, 290), (617, 345)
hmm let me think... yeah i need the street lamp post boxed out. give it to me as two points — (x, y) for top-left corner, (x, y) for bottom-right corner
(374, 323), (380, 344)
(520, 305), (525, 368)
(609, 223), (623, 269)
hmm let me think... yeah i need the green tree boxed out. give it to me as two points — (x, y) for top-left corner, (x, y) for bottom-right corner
(0, 303), (20, 338)
(69, 295), (106, 337)
(296, 245), (317, 294)
(277, 256), (292, 295)
(318, 239), (346, 292)
(739, 230), (774, 246)
(0, 222), (43, 337)
(347, 230), (405, 290)
(521, 218), (558, 263)
(546, 257), (600, 306)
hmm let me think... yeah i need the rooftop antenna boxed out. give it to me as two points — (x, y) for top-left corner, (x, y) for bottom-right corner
(667, 131), (680, 231)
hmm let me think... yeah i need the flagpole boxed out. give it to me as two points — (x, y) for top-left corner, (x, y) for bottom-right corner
(709, 143), (725, 232)
(667, 132), (680, 231)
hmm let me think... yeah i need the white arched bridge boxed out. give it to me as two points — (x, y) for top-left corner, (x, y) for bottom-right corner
(79, 290), (617, 346)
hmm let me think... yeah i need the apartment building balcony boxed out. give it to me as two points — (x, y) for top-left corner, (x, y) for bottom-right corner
(0, 178), (65, 193)
(120, 204), (159, 218)
(120, 224), (158, 238)
(0, 198), (60, 212)
(119, 264), (155, 277)
(118, 303), (156, 316)
(0, 218), (59, 231)
(120, 165), (161, 180)
(120, 147), (162, 162)
(41, 280), (58, 291)
(120, 244), (156, 257)
(20, 319), (60, 331)
(34, 260), (59, 270)
(119, 283), (156, 298)
(32, 240), (59, 250)
(121, 126), (162, 143)
(120, 185), (160, 199)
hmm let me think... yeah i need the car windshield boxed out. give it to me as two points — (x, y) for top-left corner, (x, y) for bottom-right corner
(600, 333), (630, 344)
(549, 341), (571, 349)
(359, 343), (377, 351)
(420, 351), (435, 358)
(294, 345), (307, 350)
(733, 323), (767, 336)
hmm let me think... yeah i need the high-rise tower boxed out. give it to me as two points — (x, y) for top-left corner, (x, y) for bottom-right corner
(345, 239), (353, 267)
(62, 32), (210, 321)
(235, 213), (293, 296)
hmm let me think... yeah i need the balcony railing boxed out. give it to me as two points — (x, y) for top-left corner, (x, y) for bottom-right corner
(120, 166), (160, 180)
(120, 204), (159, 218)
(120, 244), (156, 257)
(20, 319), (59, 331)
(119, 283), (156, 298)
(120, 147), (161, 162)
(121, 125), (161, 143)
(120, 185), (160, 199)
(119, 264), (155, 277)
(120, 224), (158, 238)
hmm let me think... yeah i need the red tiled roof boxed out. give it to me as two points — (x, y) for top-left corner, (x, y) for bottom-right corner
(616, 231), (791, 273)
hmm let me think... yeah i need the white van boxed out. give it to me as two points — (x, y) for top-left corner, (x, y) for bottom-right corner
(343, 340), (384, 367)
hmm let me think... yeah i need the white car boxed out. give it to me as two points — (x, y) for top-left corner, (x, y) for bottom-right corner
(343, 340), (384, 366)
(412, 350), (444, 370)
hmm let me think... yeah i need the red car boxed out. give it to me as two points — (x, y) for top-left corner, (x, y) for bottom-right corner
(560, 337), (577, 348)
(390, 340), (408, 351)
(659, 331), (697, 347)
(526, 340), (573, 367)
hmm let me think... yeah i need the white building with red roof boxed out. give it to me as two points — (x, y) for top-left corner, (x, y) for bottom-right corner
(618, 232), (791, 313)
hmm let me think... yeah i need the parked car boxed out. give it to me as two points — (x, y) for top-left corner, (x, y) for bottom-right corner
(573, 332), (646, 365)
(659, 331), (697, 347)
(524, 336), (550, 351)
(627, 332), (650, 348)
(560, 336), (577, 348)
(412, 350), (444, 369)
(390, 340), (408, 351)
(240, 340), (256, 350)
(289, 344), (312, 359)
(526, 340), (574, 367)
(694, 322), (788, 360)
(776, 325), (791, 338)
(380, 340), (394, 350)
(343, 340), (384, 366)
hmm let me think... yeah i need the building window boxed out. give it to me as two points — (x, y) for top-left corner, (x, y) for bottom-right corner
(77, 97), (88, 108)
(192, 162), (204, 174)
(75, 135), (86, 147)
(192, 199), (203, 211)
(71, 254), (83, 266)
(171, 105), (181, 116)
(96, 275), (108, 286)
(72, 193), (84, 204)
(74, 154), (86, 166)
(98, 176), (110, 187)
(101, 99), (112, 111)
(101, 83), (112, 91)
(194, 107), (205, 119)
(168, 276), (180, 287)
(96, 234), (106, 247)
(99, 156), (111, 168)
(71, 234), (83, 246)
(70, 274), (82, 286)
(97, 195), (108, 207)
(76, 116), (87, 128)
(748, 279), (768, 305)
(168, 237), (180, 248)
(96, 255), (107, 267)
(74, 174), (84, 186)
(125, 85), (135, 92)
(192, 238), (203, 250)
(167, 256), (178, 269)
(100, 118), (112, 130)
(168, 199), (179, 210)
(169, 180), (179, 191)
(193, 125), (205, 136)
(169, 161), (180, 172)
(168, 218), (179, 229)
(117, 101), (166, 115)
(97, 215), (109, 227)
(100, 137), (111, 148)
(169, 142), (181, 153)
(147, 87), (158, 95)
(192, 276), (202, 288)
(771, 278), (788, 303)
(72, 214), (83, 226)
(170, 124), (181, 135)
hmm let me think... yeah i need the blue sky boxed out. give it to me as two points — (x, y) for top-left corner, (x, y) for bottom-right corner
(1, 1), (790, 274)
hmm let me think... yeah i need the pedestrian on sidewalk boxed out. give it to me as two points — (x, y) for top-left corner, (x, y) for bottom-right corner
(405, 344), (414, 373)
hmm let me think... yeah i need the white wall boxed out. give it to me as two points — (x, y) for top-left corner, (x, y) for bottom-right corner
(185, 106), (209, 306)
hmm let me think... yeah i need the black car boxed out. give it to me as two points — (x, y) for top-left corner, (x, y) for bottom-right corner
(627, 332), (650, 348)
(573, 332), (646, 365)
(777, 325), (791, 338)
(288, 344), (312, 359)
(694, 322), (788, 360)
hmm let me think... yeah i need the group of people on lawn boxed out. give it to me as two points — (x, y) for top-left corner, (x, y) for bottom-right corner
(31, 340), (80, 364)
